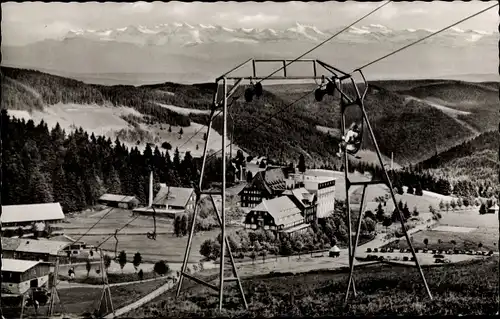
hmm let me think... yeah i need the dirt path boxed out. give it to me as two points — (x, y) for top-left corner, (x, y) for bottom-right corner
(103, 280), (176, 319)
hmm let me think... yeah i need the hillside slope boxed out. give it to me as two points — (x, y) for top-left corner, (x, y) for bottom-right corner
(420, 130), (499, 185)
(2, 67), (493, 166)
(0, 67), (244, 158)
(379, 80), (498, 133)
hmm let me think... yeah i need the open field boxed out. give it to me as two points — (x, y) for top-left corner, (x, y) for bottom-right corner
(62, 207), (240, 263)
(7, 103), (140, 135)
(382, 209), (499, 252)
(439, 209), (498, 228)
(130, 257), (498, 317)
(350, 184), (458, 214)
(382, 228), (498, 252)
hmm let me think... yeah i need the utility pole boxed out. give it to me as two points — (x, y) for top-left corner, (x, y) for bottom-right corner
(391, 152), (393, 171)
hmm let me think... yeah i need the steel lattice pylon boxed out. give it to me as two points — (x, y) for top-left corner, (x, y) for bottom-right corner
(336, 69), (433, 303)
(175, 59), (433, 311)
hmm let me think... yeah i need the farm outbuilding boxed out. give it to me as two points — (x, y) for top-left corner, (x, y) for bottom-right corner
(1, 237), (71, 264)
(1, 203), (65, 230)
(133, 185), (196, 218)
(98, 194), (140, 209)
(1, 259), (51, 295)
(487, 204), (499, 214)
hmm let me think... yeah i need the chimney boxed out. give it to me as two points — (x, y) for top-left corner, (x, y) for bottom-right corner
(149, 171), (154, 207)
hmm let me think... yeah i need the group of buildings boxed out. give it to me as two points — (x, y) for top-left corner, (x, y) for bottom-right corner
(1, 165), (336, 296)
(99, 165), (338, 236)
(240, 167), (337, 235)
(1, 203), (94, 296)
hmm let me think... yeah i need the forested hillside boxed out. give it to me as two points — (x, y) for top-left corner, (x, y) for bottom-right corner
(1, 67), (191, 127)
(420, 130), (499, 195)
(393, 81), (498, 132)
(1, 110), (198, 212)
(2, 67), (495, 168)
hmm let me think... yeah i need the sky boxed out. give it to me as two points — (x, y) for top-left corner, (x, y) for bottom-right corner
(2, 1), (498, 46)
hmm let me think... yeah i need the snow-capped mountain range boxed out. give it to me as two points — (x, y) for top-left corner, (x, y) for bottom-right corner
(63, 22), (495, 47)
(3, 22), (496, 85)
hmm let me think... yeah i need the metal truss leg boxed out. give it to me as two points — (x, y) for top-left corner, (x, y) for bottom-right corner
(210, 195), (248, 309)
(218, 78), (228, 311)
(176, 197), (201, 298)
(361, 108), (433, 300)
(177, 81), (218, 300)
(177, 78), (246, 311)
(345, 185), (368, 304)
(341, 104), (357, 298)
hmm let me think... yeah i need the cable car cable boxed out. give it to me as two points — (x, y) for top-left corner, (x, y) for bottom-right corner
(199, 2), (393, 163)
(69, 194), (132, 246)
(176, 88), (242, 152)
(254, 1), (392, 85)
(353, 2), (498, 73)
(202, 88), (316, 164)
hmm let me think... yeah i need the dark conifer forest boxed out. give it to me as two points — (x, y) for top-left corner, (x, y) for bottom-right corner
(1, 110), (198, 212)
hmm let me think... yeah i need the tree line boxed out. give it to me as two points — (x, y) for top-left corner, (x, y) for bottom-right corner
(1, 110), (198, 212)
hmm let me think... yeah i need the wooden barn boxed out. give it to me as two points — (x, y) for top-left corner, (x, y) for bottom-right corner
(133, 185), (195, 218)
(98, 194), (140, 209)
(1, 259), (51, 295)
(1, 203), (65, 230)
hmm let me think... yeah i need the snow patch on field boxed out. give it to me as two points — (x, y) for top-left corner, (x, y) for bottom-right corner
(7, 103), (141, 136)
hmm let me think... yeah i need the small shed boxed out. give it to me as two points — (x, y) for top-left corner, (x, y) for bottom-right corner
(329, 245), (340, 258)
(1, 259), (51, 295)
(487, 204), (499, 214)
(98, 194), (139, 209)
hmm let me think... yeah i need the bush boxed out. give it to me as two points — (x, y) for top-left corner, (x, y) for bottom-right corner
(154, 260), (169, 276)
(161, 141), (172, 150)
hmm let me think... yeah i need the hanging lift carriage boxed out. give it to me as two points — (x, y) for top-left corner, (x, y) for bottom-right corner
(175, 58), (433, 311)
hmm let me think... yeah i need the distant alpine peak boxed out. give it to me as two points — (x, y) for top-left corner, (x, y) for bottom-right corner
(61, 22), (495, 47)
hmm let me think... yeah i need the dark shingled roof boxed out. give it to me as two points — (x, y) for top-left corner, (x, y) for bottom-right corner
(153, 185), (195, 208)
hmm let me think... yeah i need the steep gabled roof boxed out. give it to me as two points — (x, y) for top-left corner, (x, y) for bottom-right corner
(241, 168), (287, 196)
(252, 196), (303, 225)
(1, 203), (65, 224)
(153, 186), (194, 208)
(289, 188), (316, 209)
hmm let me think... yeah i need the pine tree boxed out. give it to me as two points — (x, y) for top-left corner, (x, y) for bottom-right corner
(180, 214), (188, 236)
(403, 203), (411, 220)
(407, 185), (414, 195)
(415, 183), (423, 196)
(376, 203), (385, 222)
(298, 154), (306, 174)
(173, 148), (181, 169)
(479, 203), (486, 215)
